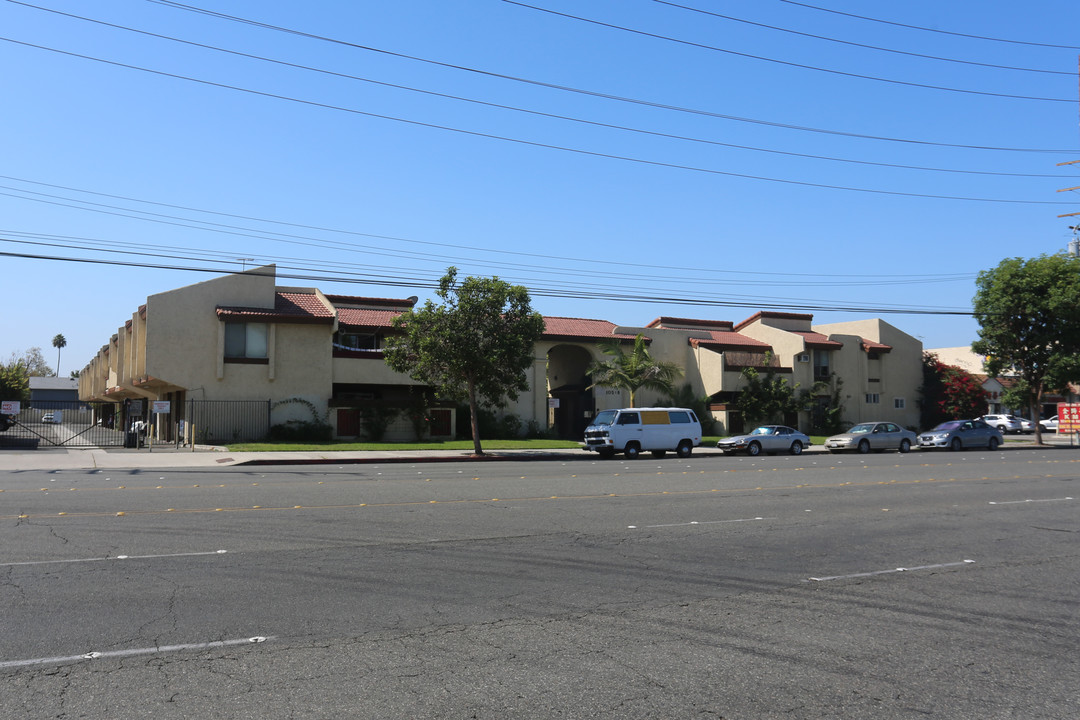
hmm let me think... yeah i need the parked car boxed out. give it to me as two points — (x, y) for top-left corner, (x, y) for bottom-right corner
(0, 413), (13, 431)
(980, 414), (1022, 434)
(1015, 417), (1035, 434)
(824, 421), (916, 454)
(41, 412), (55, 424)
(918, 419), (1003, 451)
(1040, 415), (1058, 433)
(717, 425), (811, 456)
(583, 407), (702, 459)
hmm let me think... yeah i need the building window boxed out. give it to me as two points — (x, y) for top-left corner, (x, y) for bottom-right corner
(225, 322), (268, 359)
(894, 397), (906, 410)
(865, 393), (880, 404)
(813, 350), (831, 381)
(335, 332), (378, 351)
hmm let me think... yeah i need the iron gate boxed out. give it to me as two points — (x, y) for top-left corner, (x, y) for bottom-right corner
(0, 401), (125, 448)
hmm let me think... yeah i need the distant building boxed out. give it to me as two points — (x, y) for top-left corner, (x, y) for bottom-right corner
(29, 376), (79, 405)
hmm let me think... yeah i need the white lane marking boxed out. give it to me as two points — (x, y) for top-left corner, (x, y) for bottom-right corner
(989, 497), (1074, 505)
(0, 636), (271, 670)
(0, 550), (227, 568)
(809, 559), (975, 582)
(628, 517), (773, 529)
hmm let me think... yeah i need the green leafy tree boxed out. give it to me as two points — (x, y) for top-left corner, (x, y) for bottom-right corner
(1, 358), (31, 405)
(919, 352), (988, 429)
(734, 352), (823, 427)
(587, 333), (683, 407)
(972, 254), (1080, 443)
(664, 382), (715, 433)
(383, 267), (546, 456)
(51, 334), (67, 377)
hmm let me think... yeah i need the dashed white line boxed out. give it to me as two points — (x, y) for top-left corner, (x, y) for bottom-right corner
(808, 559), (975, 582)
(0, 550), (228, 568)
(0, 636), (271, 670)
(989, 497), (1074, 505)
(628, 517), (773, 529)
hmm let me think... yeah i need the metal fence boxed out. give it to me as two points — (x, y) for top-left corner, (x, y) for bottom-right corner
(184, 400), (271, 446)
(0, 401), (125, 448)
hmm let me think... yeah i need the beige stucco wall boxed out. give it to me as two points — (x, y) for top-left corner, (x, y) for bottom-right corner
(814, 319), (923, 429)
(144, 266), (277, 396)
(927, 346), (985, 374)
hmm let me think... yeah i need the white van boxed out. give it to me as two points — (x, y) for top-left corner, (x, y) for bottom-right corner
(583, 407), (702, 459)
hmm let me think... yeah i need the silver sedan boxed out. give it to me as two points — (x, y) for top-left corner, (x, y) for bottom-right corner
(918, 419), (1003, 451)
(825, 421), (916, 454)
(716, 425), (811, 456)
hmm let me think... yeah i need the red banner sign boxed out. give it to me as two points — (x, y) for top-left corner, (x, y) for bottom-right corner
(1058, 403), (1080, 433)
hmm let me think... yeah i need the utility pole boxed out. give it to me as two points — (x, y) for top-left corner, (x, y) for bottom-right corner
(1054, 55), (1080, 248)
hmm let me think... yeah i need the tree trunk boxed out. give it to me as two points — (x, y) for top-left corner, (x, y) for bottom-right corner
(467, 377), (483, 456)
(1031, 382), (1044, 445)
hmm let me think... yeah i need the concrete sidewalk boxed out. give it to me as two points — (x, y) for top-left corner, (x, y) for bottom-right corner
(1, 437), (1074, 472)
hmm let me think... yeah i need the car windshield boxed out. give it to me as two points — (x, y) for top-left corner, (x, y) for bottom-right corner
(847, 424), (874, 434)
(592, 410), (618, 426)
(932, 421), (962, 432)
(749, 426), (775, 436)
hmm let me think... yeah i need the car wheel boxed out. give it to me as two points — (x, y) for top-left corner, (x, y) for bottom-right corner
(676, 440), (693, 459)
(624, 443), (640, 460)
(898, 438), (911, 453)
(988, 436), (1000, 451)
(857, 439), (870, 454)
(747, 441), (762, 457)
(950, 437), (962, 451)
(789, 441), (803, 455)
(651, 450), (666, 459)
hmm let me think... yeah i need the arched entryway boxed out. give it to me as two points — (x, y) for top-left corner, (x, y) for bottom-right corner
(547, 344), (595, 440)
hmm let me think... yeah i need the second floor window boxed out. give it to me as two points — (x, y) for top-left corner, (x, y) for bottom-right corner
(336, 332), (378, 351)
(225, 322), (268, 358)
(813, 350), (830, 380)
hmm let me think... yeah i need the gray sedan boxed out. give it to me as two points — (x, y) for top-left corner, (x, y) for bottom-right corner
(825, 421), (916, 454)
(917, 419), (1003, 451)
(716, 425), (811, 456)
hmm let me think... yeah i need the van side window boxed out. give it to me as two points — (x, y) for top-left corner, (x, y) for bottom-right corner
(617, 412), (640, 425)
(668, 411), (691, 424)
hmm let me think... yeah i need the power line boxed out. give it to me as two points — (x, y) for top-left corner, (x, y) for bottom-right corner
(129, 0), (1075, 153)
(778, 0), (1080, 51)
(6, 1), (1072, 180)
(0, 248), (979, 316)
(655, 1), (1074, 76)
(1, 37), (1072, 206)
(502, 1), (1074, 103)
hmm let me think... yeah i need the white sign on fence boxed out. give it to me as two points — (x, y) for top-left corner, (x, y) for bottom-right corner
(1, 400), (19, 415)
(152, 401), (171, 414)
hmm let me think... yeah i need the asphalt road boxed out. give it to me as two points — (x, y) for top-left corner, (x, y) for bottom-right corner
(2, 448), (1077, 719)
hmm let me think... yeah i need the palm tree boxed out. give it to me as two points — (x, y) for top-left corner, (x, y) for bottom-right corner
(586, 333), (683, 407)
(52, 334), (67, 377)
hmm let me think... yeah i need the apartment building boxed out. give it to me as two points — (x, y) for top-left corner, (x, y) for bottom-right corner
(80, 266), (924, 441)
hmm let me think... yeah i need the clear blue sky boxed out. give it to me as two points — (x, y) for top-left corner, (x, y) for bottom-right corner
(2, 0), (1078, 376)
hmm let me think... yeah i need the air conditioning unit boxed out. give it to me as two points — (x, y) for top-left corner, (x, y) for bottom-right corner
(797, 353), (810, 363)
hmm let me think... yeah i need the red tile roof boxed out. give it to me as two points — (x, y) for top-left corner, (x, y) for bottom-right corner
(690, 330), (771, 351)
(337, 307), (404, 328)
(542, 317), (638, 341)
(791, 331), (844, 349)
(860, 338), (892, 353)
(216, 292), (335, 324)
